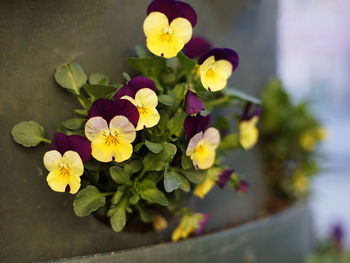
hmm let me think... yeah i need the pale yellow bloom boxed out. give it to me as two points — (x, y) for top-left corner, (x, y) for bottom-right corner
(194, 177), (216, 199)
(239, 116), (259, 150)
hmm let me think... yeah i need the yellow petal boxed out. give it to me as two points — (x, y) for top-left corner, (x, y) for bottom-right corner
(239, 116), (259, 150)
(192, 142), (216, 170)
(62, 151), (84, 177)
(169, 17), (192, 44)
(143, 12), (169, 37)
(194, 177), (216, 199)
(67, 175), (81, 194)
(47, 169), (69, 193)
(213, 60), (233, 80)
(85, 117), (109, 141)
(171, 225), (183, 242)
(186, 132), (203, 156)
(147, 32), (184, 58)
(109, 115), (136, 143)
(203, 127), (220, 150)
(43, 150), (62, 171)
(135, 88), (158, 108)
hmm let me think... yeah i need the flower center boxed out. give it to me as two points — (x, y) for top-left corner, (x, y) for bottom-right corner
(59, 167), (71, 177)
(205, 69), (216, 79)
(160, 28), (173, 43)
(138, 106), (148, 115)
(105, 134), (119, 146)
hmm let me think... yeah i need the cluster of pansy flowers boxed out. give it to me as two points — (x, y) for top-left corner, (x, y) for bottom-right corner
(12, 0), (261, 241)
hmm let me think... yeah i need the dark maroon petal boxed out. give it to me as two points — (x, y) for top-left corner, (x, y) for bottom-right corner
(65, 184), (70, 193)
(241, 102), (263, 121)
(147, 0), (197, 27)
(185, 90), (205, 115)
(198, 48), (239, 72)
(184, 114), (211, 140)
(50, 133), (91, 163)
(236, 180), (248, 193)
(129, 76), (156, 93)
(113, 85), (135, 101)
(195, 213), (210, 235)
(88, 98), (139, 127)
(184, 37), (212, 59)
(217, 169), (234, 189)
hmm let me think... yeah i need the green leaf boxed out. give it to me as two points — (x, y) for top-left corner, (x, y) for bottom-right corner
(181, 155), (193, 170)
(164, 169), (182, 192)
(135, 45), (148, 58)
(143, 142), (177, 171)
(110, 166), (131, 186)
(83, 84), (116, 100)
(158, 94), (174, 106)
(178, 174), (191, 192)
(129, 194), (140, 205)
(73, 186), (106, 217)
(122, 72), (131, 82)
(140, 188), (168, 206)
(224, 88), (261, 104)
(167, 111), (187, 138)
(89, 73), (109, 85)
(110, 206), (127, 232)
(55, 63), (87, 94)
(134, 142), (144, 152)
(177, 52), (196, 74)
(173, 83), (187, 99)
(218, 133), (241, 150)
(136, 204), (154, 223)
(11, 121), (47, 147)
(126, 57), (166, 78)
(145, 140), (163, 153)
(111, 190), (124, 205)
(62, 118), (86, 130)
(74, 109), (88, 116)
(180, 170), (204, 184)
(124, 159), (142, 174)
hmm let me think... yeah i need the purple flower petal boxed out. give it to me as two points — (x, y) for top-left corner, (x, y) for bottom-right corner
(198, 48), (239, 72)
(184, 114), (211, 140)
(185, 90), (205, 115)
(114, 76), (156, 100)
(195, 213), (210, 235)
(88, 98), (139, 127)
(217, 169), (234, 189)
(236, 180), (248, 193)
(184, 37), (212, 59)
(331, 223), (344, 245)
(50, 133), (91, 163)
(241, 102), (263, 121)
(147, 0), (197, 27)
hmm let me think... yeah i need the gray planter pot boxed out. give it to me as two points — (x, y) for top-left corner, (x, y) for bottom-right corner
(0, 1), (305, 262)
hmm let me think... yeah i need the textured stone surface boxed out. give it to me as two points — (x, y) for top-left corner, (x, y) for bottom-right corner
(0, 0), (278, 262)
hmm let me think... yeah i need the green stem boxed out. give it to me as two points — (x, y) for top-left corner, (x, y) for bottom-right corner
(204, 97), (230, 108)
(41, 138), (51, 144)
(102, 192), (114, 197)
(76, 96), (87, 109)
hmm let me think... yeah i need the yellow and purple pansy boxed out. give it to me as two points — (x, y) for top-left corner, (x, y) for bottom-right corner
(172, 212), (209, 242)
(185, 90), (205, 115)
(143, 0), (197, 58)
(198, 48), (239, 92)
(183, 36), (212, 59)
(85, 98), (139, 163)
(43, 133), (91, 194)
(239, 102), (262, 150)
(114, 76), (160, 131)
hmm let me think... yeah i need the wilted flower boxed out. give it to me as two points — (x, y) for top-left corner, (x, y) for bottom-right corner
(43, 133), (91, 194)
(114, 77), (160, 130)
(185, 90), (205, 115)
(186, 127), (220, 170)
(239, 102), (262, 150)
(198, 48), (239, 92)
(85, 99), (138, 163)
(183, 36), (212, 59)
(172, 210), (209, 242)
(144, 0), (197, 58)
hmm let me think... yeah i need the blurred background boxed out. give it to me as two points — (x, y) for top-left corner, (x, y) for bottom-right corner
(278, 0), (350, 249)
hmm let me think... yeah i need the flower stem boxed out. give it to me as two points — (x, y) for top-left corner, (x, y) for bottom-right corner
(41, 138), (52, 144)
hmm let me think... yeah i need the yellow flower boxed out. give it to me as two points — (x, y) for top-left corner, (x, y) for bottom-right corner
(143, 12), (192, 58)
(121, 88), (160, 131)
(239, 116), (259, 150)
(186, 127), (220, 170)
(200, 55), (233, 92)
(299, 127), (326, 151)
(153, 215), (168, 232)
(43, 150), (84, 194)
(293, 174), (309, 193)
(194, 177), (216, 199)
(85, 115), (136, 163)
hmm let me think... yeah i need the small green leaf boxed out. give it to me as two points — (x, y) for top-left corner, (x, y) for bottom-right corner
(180, 170), (205, 184)
(74, 109), (88, 116)
(83, 84), (116, 100)
(177, 52), (196, 74)
(136, 204), (154, 223)
(134, 142), (144, 152)
(110, 206), (127, 232)
(224, 88), (261, 104)
(158, 94), (174, 106)
(143, 142), (177, 171)
(89, 73), (109, 85)
(145, 140), (163, 153)
(111, 190), (124, 205)
(173, 83), (186, 100)
(12, 121), (47, 147)
(110, 166), (131, 185)
(73, 186), (106, 217)
(140, 188), (168, 206)
(55, 63), (87, 94)
(129, 194), (140, 205)
(135, 45), (148, 58)
(62, 118), (86, 130)
(139, 179), (157, 191)
(124, 159), (142, 174)
(164, 170), (182, 193)
(167, 111), (187, 138)
(126, 57), (166, 78)
(122, 72), (131, 82)
(181, 155), (193, 170)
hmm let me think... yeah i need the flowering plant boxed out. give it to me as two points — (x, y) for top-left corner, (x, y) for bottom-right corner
(260, 79), (325, 199)
(11, 0), (261, 240)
